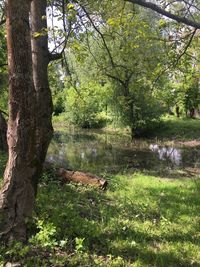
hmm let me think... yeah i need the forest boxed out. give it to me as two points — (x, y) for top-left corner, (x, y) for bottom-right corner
(0, 0), (200, 266)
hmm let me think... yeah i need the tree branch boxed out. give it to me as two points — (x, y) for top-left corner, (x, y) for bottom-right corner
(48, 52), (63, 61)
(153, 29), (197, 85)
(0, 109), (8, 117)
(81, 5), (116, 68)
(126, 0), (200, 29)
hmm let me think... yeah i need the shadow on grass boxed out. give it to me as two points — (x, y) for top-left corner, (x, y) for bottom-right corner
(29, 172), (200, 266)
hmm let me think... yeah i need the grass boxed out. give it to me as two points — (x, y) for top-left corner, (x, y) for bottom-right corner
(0, 171), (200, 266)
(151, 116), (200, 142)
(0, 117), (200, 266)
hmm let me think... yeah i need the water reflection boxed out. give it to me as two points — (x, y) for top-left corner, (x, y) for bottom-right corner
(46, 130), (200, 174)
(149, 144), (182, 166)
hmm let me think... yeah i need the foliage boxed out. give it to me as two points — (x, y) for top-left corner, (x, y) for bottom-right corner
(49, 1), (200, 135)
(183, 75), (200, 116)
(64, 82), (111, 128)
(61, 2), (169, 136)
(49, 64), (65, 115)
(0, 25), (8, 113)
(116, 87), (165, 137)
(29, 219), (58, 248)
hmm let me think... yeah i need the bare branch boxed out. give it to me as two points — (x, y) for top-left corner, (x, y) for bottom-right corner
(80, 5), (116, 68)
(153, 29), (197, 85)
(126, 0), (200, 29)
(0, 109), (8, 117)
(48, 52), (63, 61)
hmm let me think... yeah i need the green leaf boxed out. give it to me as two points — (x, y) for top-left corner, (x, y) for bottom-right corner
(67, 3), (74, 9)
(33, 32), (41, 38)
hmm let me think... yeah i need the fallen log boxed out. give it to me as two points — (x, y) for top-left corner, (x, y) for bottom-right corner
(58, 168), (108, 190)
(43, 162), (108, 190)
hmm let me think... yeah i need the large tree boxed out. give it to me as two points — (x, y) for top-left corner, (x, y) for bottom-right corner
(0, 0), (65, 241)
(0, 0), (36, 241)
(30, 0), (54, 194)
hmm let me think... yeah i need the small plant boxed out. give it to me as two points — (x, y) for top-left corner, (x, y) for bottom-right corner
(2, 241), (29, 262)
(29, 220), (58, 249)
(75, 237), (85, 253)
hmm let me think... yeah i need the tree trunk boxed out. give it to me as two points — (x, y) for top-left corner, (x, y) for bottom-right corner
(175, 105), (180, 118)
(30, 0), (54, 194)
(189, 107), (195, 118)
(0, 0), (36, 241)
(0, 111), (7, 151)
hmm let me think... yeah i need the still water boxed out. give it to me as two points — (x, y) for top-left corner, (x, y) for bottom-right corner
(47, 129), (200, 174)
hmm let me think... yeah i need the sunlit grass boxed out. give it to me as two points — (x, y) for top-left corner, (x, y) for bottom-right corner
(32, 173), (200, 266)
(154, 116), (200, 141)
(1, 168), (199, 266)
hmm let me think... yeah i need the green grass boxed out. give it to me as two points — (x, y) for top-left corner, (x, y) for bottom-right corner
(1, 170), (200, 266)
(151, 116), (200, 141)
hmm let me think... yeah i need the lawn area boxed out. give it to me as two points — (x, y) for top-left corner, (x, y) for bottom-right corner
(152, 117), (200, 142)
(0, 171), (200, 266)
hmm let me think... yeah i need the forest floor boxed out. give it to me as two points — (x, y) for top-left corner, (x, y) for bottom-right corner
(0, 117), (200, 267)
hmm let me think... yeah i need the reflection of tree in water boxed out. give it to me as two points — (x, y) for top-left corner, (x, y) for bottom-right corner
(181, 147), (200, 168)
(47, 131), (200, 174)
(149, 144), (182, 166)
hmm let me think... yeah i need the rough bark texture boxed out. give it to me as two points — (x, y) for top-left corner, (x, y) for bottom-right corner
(0, 111), (7, 151)
(0, 0), (36, 241)
(31, 0), (53, 194)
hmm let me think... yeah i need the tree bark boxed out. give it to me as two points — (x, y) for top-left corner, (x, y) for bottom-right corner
(0, 111), (7, 151)
(30, 0), (54, 194)
(0, 0), (36, 241)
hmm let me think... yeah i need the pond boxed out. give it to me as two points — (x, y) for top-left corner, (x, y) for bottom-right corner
(47, 129), (200, 175)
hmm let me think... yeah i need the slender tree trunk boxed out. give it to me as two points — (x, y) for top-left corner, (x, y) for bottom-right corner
(0, 111), (7, 151)
(175, 105), (180, 118)
(189, 107), (195, 118)
(0, 0), (36, 241)
(31, 0), (54, 194)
